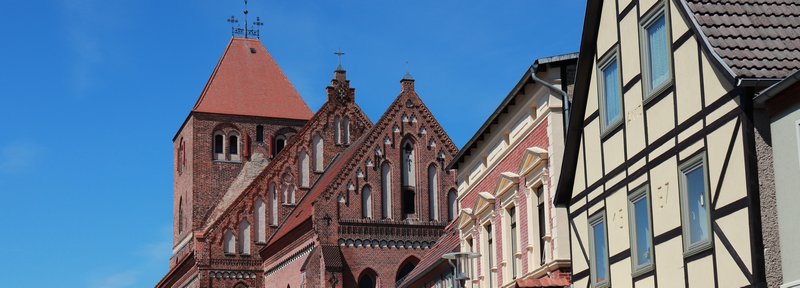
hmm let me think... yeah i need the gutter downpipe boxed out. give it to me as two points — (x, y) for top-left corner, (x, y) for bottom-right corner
(529, 66), (571, 137)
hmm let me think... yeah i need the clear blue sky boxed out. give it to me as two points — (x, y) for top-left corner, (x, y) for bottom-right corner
(0, 1), (584, 287)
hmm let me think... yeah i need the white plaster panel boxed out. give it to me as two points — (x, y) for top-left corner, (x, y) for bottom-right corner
(571, 211), (590, 272)
(674, 39), (703, 124)
(606, 188), (631, 256)
(701, 52), (733, 106)
(620, 12), (642, 85)
(715, 203), (753, 275)
(687, 253), (716, 287)
(670, 1), (689, 40)
(624, 82), (647, 157)
(611, 258), (634, 288)
(636, 274), (656, 288)
(597, 0), (620, 59)
(645, 92), (676, 146)
(649, 157), (681, 236)
(707, 120), (747, 208)
(585, 120), (604, 185)
(655, 237), (686, 288)
(603, 131), (626, 174)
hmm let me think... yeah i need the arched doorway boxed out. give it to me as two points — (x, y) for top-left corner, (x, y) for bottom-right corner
(358, 274), (375, 288)
(395, 256), (420, 283)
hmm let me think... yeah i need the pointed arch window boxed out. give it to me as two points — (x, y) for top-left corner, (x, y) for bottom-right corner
(229, 133), (240, 161)
(381, 162), (392, 219)
(270, 184), (278, 225)
(178, 197), (184, 233)
(299, 151), (310, 187)
(273, 135), (287, 156)
(214, 133), (225, 160)
(401, 140), (416, 218)
(428, 164), (439, 221)
(334, 116), (342, 145)
(224, 230), (236, 254)
(343, 117), (351, 144)
(239, 221), (251, 255)
(362, 186), (373, 219)
(447, 189), (457, 221)
(255, 198), (266, 243)
(313, 134), (324, 172)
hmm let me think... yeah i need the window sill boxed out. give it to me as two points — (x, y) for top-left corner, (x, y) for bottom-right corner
(224, 253), (236, 257)
(213, 160), (242, 164)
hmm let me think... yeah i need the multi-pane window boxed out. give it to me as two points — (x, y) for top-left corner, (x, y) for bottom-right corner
(680, 154), (712, 255)
(628, 187), (654, 275)
(589, 212), (609, 288)
(537, 187), (546, 265)
(642, 7), (671, 97)
(599, 51), (622, 132)
(509, 207), (519, 279)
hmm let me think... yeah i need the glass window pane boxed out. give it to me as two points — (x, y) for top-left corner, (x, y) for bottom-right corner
(592, 220), (608, 285)
(633, 196), (652, 267)
(647, 15), (669, 90)
(602, 61), (621, 127)
(686, 166), (709, 245)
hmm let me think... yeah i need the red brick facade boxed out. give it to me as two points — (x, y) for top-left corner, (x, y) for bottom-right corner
(157, 37), (460, 288)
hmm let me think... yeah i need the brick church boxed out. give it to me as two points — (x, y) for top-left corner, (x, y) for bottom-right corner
(156, 36), (460, 288)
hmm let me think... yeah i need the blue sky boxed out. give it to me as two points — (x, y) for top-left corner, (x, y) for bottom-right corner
(0, 1), (584, 287)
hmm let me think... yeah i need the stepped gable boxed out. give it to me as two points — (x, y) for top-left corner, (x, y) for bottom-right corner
(681, 0), (800, 78)
(265, 77), (459, 247)
(201, 69), (372, 240)
(192, 37), (313, 119)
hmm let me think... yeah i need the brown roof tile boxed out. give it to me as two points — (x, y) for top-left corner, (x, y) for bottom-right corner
(684, 0), (800, 79)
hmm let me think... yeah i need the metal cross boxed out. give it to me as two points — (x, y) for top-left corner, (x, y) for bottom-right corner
(335, 49), (345, 66)
(227, 0), (264, 39)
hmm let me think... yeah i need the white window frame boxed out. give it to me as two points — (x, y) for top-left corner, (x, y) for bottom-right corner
(628, 186), (655, 276)
(597, 47), (624, 136)
(639, 2), (673, 101)
(679, 153), (713, 257)
(588, 211), (610, 288)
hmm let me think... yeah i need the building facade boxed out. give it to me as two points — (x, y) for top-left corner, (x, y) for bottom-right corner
(554, 0), (800, 288)
(440, 54), (576, 288)
(157, 36), (460, 288)
(755, 69), (800, 288)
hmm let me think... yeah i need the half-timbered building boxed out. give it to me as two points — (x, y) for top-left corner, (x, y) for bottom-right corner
(553, 0), (800, 287)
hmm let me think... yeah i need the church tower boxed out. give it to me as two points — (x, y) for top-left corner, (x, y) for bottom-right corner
(171, 36), (312, 252)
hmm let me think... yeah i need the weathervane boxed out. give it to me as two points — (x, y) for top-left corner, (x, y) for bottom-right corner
(228, 0), (264, 39)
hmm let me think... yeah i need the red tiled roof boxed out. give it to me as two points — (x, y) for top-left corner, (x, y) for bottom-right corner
(683, 0), (800, 78)
(515, 277), (570, 288)
(192, 37), (313, 119)
(396, 222), (460, 288)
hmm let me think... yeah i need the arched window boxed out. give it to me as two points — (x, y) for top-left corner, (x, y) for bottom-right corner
(343, 117), (351, 144)
(214, 133), (225, 160)
(229, 134), (240, 161)
(362, 186), (373, 219)
(313, 134), (324, 172)
(381, 162), (392, 219)
(358, 273), (376, 288)
(256, 125), (264, 143)
(448, 189), (458, 221)
(401, 140), (416, 218)
(284, 185), (296, 204)
(334, 116), (341, 145)
(255, 198), (266, 243)
(178, 197), (183, 233)
(270, 184), (278, 225)
(428, 164), (439, 221)
(239, 221), (251, 255)
(274, 134), (287, 156)
(396, 258), (419, 283)
(224, 230), (236, 254)
(299, 151), (310, 187)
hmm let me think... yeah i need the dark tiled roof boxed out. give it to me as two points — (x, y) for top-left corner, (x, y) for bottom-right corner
(685, 0), (800, 78)
(321, 245), (344, 271)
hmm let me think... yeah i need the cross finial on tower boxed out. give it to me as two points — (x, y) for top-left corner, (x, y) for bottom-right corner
(228, 0), (264, 39)
(335, 48), (346, 72)
(403, 60), (414, 81)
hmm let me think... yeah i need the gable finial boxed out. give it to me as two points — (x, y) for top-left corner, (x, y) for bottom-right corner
(402, 61), (414, 81)
(335, 48), (345, 72)
(228, 0), (264, 39)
